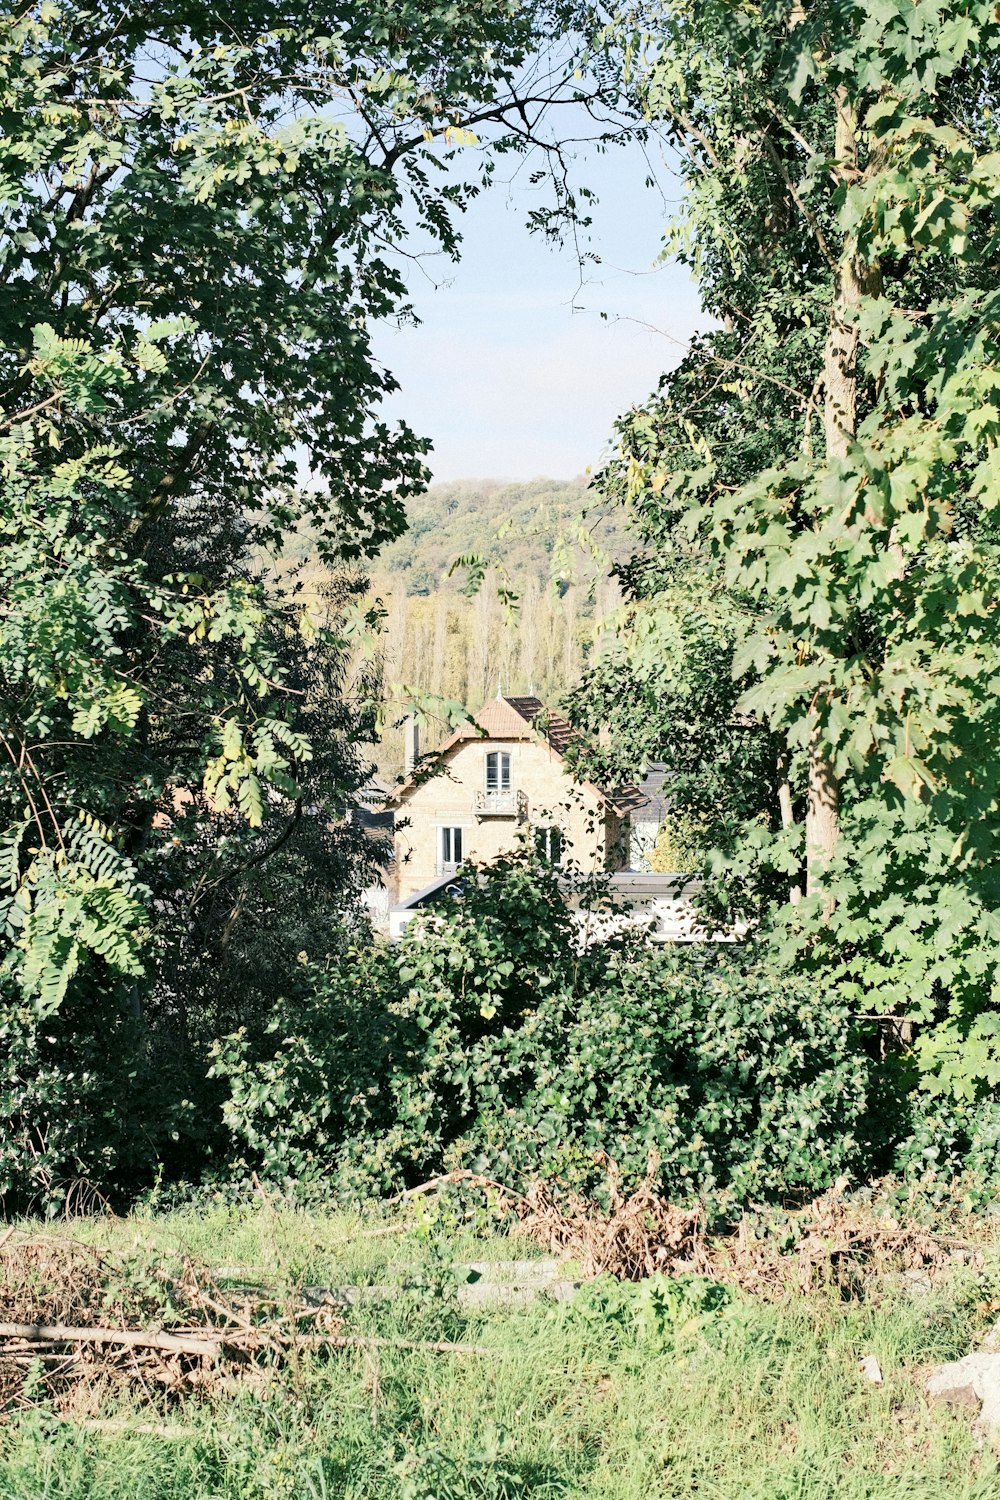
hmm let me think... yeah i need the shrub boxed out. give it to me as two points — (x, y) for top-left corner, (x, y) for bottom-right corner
(217, 853), (878, 1207)
(465, 945), (874, 1204)
(0, 975), (160, 1215)
(890, 1091), (1000, 1208)
(211, 944), (421, 1196)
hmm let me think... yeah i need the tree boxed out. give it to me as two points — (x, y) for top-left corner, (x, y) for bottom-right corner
(580, 0), (1000, 1092)
(0, 0), (641, 1201)
(0, 0), (612, 1009)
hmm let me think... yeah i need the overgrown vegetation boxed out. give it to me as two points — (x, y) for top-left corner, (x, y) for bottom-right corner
(3, 1203), (1000, 1498)
(3, 0), (1000, 1393)
(568, 0), (1000, 1115)
(214, 854), (877, 1206)
(0, 0), (629, 1209)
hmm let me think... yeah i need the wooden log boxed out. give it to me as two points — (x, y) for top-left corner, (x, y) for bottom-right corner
(0, 1322), (493, 1358)
(0, 1323), (223, 1358)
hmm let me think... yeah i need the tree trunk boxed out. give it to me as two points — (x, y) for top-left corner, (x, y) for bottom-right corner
(776, 748), (802, 904)
(806, 728), (840, 898)
(808, 91), (871, 900)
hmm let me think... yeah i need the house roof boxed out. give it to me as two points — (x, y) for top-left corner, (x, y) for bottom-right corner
(386, 694), (640, 814)
(355, 775), (391, 807)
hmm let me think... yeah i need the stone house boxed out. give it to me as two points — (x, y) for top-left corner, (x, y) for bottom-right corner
(387, 694), (641, 905)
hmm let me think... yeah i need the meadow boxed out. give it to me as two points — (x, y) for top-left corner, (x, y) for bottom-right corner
(3, 1200), (1000, 1500)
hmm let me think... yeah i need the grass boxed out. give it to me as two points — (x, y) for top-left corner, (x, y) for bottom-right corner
(2, 1201), (1000, 1498)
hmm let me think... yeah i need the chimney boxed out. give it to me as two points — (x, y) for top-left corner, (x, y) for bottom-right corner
(404, 715), (420, 776)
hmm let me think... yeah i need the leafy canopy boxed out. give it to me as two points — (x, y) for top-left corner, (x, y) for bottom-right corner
(0, 0), (602, 1008)
(571, 0), (1000, 1096)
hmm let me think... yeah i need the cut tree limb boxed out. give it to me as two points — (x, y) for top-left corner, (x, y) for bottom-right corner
(0, 1322), (495, 1359)
(0, 1323), (223, 1358)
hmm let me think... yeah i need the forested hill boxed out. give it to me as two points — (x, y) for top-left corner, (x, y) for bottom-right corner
(375, 477), (618, 594)
(368, 478), (629, 778)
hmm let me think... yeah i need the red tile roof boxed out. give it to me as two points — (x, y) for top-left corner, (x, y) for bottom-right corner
(387, 695), (639, 814)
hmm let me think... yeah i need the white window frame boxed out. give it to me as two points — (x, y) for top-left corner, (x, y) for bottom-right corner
(534, 825), (563, 866)
(484, 750), (511, 793)
(438, 825), (464, 871)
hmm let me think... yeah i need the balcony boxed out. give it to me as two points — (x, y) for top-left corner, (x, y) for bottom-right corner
(474, 788), (528, 822)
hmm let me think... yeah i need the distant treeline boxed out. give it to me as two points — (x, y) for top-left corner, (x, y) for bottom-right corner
(367, 478), (628, 780)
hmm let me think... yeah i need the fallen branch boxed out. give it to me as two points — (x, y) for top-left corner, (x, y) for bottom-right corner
(0, 1321), (495, 1361)
(385, 1170), (527, 1207)
(0, 1323), (224, 1358)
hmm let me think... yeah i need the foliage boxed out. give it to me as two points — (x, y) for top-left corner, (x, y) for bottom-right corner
(891, 1092), (1000, 1211)
(563, 568), (787, 914)
(373, 479), (628, 599)
(649, 813), (706, 875)
(217, 853), (877, 1206)
(141, 577), (389, 1182)
(0, 0), (603, 1014)
(0, 0), (626, 1197)
(0, 974), (165, 1215)
(577, 0), (1000, 1098)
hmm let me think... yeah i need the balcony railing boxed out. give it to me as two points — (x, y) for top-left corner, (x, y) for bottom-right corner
(474, 788), (528, 822)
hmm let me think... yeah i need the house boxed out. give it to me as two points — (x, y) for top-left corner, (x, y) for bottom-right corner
(386, 693), (642, 906)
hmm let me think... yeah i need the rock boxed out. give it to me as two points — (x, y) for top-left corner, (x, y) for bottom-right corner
(297, 1258), (582, 1313)
(926, 1353), (1000, 1434)
(858, 1354), (883, 1384)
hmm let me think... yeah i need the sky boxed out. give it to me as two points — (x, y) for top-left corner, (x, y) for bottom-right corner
(372, 137), (709, 484)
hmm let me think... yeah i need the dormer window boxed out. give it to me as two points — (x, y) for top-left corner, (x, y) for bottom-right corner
(485, 751), (511, 793)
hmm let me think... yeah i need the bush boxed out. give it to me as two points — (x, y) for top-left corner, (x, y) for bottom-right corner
(216, 853), (878, 1208)
(467, 946), (874, 1204)
(0, 975), (162, 1215)
(890, 1091), (1000, 1208)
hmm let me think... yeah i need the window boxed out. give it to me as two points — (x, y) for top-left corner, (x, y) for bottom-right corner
(485, 751), (511, 793)
(534, 826), (563, 866)
(629, 818), (660, 874)
(439, 826), (463, 869)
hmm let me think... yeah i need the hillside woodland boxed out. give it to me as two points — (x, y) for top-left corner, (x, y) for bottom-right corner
(281, 478), (628, 782)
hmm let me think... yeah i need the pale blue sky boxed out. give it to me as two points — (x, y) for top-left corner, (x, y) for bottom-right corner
(373, 137), (708, 482)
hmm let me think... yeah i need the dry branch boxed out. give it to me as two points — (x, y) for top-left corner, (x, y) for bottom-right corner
(386, 1169), (527, 1206)
(0, 1323), (225, 1358)
(0, 1229), (504, 1421)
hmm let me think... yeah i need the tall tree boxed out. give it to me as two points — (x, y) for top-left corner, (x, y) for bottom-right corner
(0, 0), (607, 1008)
(578, 0), (1000, 1093)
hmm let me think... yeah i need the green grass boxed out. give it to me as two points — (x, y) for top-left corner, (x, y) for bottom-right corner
(2, 1203), (1000, 1499)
